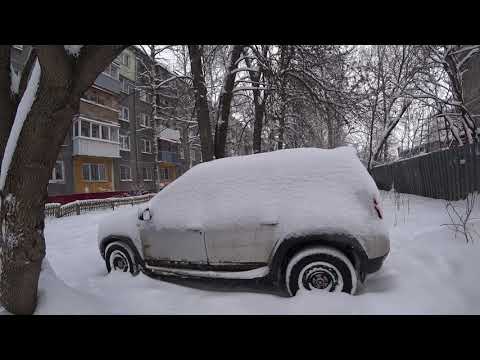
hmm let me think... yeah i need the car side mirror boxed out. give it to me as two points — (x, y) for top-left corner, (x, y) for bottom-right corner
(139, 208), (152, 221)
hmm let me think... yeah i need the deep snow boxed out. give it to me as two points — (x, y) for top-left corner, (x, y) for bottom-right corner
(2, 190), (480, 315)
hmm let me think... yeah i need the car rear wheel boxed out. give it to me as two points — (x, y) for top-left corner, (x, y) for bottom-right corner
(105, 241), (140, 276)
(285, 246), (358, 296)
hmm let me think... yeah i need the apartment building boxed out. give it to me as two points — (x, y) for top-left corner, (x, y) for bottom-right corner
(116, 46), (157, 193)
(11, 45), (196, 198)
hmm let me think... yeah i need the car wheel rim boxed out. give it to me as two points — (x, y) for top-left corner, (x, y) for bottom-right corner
(109, 250), (130, 272)
(298, 262), (343, 292)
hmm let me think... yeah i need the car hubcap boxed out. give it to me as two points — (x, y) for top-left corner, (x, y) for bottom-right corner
(299, 263), (342, 292)
(110, 250), (130, 272)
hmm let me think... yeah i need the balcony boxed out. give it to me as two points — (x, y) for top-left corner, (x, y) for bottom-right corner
(158, 126), (180, 142)
(94, 72), (121, 94)
(158, 151), (180, 164)
(73, 137), (120, 158)
(72, 117), (121, 158)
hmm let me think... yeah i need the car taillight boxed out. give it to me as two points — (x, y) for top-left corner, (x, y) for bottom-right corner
(373, 198), (383, 219)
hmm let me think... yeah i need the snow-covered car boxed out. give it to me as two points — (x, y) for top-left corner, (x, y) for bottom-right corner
(97, 147), (390, 296)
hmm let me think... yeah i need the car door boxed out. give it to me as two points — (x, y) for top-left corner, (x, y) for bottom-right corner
(139, 210), (208, 265)
(205, 220), (279, 265)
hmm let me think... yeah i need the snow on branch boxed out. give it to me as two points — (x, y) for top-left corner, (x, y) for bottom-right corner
(0, 59), (41, 192)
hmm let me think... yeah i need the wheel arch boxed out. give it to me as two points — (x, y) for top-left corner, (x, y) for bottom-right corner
(100, 235), (144, 267)
(268, 233), (369, 286)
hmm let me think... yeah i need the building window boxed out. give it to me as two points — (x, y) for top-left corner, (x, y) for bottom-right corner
(103, 63), (119, 80)
(76, 119), (119, 143)
(120, 106), (129, 121)
(143, 167), (153, 181)
(120, 78), (130, 94)
(191, 149), (202, 162)
(110, 127), (119, 142)
(73, 120), (79, 137)
(81, 120), (91, 137)
(141, 139), (152, 154)
(139, 113), (150, 127)
(82, 163), (107, 181)
(101, 125), (110, 140)
(120, 166), (132, 181)
(50, 161), (65, 183)
(121, 53), (130, 66)
(91, 123), (100, 138)
(139, 91), (149, 103)
(159, 168), (169, 180)
(119, 134), (130, 151)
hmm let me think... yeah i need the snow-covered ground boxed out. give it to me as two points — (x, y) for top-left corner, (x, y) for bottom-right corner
(2, 190), (480, 315)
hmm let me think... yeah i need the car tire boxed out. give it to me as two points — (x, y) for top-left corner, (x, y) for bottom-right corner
(285, 246), (358, 296)
(105, 241), (140, 276)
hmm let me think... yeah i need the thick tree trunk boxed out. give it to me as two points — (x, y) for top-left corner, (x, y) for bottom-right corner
(214, 45), (243, 159)
(0, 106), (76, 314)
(243, 47), (267, 154)
(0, 45), (127, 314)
(188, 45), (214, 162)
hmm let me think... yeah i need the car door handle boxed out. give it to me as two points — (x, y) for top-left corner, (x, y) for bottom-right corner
(187, 228), (202, 233)
(260, 222), (278, 226)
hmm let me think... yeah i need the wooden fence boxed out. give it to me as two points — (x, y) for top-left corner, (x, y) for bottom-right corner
(45, 193), (156, 218)
(371, 143), (480, 201)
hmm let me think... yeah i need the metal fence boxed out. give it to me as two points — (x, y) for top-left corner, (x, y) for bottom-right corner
(371, 143), (480, 201)
(45, 193), (155, 218)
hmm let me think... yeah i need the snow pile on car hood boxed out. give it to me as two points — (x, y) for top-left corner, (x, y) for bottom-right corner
(150, 147), (388, 250)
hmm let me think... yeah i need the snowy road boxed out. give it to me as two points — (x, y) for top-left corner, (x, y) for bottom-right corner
(4, 191), (480, 314)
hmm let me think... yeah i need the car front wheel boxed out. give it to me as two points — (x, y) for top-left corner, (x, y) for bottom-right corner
(285, 246), (358, 296)
(105, 241), (140, 276)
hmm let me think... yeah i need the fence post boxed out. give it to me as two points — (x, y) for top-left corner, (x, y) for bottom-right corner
(111, 199), (115, 211)
(55, 205), (61, 218)
(75, 202), (80, 215)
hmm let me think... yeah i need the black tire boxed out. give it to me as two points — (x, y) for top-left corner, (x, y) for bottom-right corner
(104, 241), (140, 276)
(285, 246), (358, 296)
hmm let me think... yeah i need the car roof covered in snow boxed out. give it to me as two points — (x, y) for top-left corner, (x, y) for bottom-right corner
(150, 147), (386, 242)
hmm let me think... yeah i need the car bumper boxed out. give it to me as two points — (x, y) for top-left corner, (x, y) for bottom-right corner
(363, 252), (388, 274)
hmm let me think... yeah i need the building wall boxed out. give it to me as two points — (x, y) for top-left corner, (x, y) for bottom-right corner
(118, 48), (136, 81)
(94, 72), (121, 94)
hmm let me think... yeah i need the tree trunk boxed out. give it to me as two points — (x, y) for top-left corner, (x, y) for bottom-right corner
(1, 106), (76, 314)
(253, 101), (265, 153)
(0, 45), (127, 314)
(278, 113), (285, 150)
(188, 45), (214, 162)
(214, 45), (243, 159)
